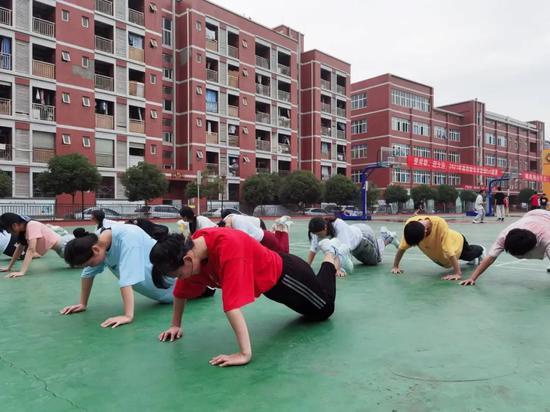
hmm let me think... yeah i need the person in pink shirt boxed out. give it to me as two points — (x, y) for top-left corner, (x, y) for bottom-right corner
(460, 209), (550, 285)
(0, 213), (74, 278)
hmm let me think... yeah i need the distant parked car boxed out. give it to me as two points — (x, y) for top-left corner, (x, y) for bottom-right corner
(303, 208), (328, 216)
(324, 205), (342, 214)
(134, 205), (181, 219)
(252, 204), (290, 217)
(203, 208), (244, 218)
(82, 207), (122, 220)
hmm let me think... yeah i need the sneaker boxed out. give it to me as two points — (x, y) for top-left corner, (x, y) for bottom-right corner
(467, 245), (486, 266)
(318, 238), (354, 274)
(380, 226), (400, 248)
(274, 215), (293, 227)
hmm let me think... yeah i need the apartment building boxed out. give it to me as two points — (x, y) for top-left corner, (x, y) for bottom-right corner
(350, 74), (545, 197)
(0, 0), (351, 205)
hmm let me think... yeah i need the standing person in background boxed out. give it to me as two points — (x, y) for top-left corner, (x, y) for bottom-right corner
(540, 193), (548, 211)
(504, 194), (510, 217)
(178, 206), (216, 237)
(529, 192), (541, 210)
(413, 200), (426, 216)
(493, 187), (506, 222)
(472, 189), (486, 224)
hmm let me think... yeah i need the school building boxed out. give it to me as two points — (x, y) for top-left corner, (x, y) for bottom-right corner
(350, 74), (546, 196)
(0, 0), (350, 206)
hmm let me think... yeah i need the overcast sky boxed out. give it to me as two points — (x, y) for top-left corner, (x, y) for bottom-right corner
(212, 0), (550, 138)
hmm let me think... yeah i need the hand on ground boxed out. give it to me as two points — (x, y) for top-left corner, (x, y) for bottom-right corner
(5, 271), (25, 278)
(209, 352), (251, 367)
(100, 315), (133, 328)
(391, 267), (404, 275)
(459, 278), (476, 286)
(336, 269), (346, 277)
(441, 273), (462, 281)
(158, 326), (183, 342)
(60, 304), (87, 315)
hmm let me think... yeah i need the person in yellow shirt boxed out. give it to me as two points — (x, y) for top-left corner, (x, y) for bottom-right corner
(391, 216), (485, 280)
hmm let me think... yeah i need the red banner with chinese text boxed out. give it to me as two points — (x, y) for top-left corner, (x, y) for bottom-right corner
(520, 172), (550, 182)
(406, 156), (502, 177)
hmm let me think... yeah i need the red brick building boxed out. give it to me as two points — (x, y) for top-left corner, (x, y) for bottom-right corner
(0, 0), (350, 206)
(350, 74), (545, 196)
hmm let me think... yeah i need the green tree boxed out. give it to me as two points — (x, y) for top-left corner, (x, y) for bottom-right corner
(185, 181), (199, 199)
(459, 190), (477, 211)
(437, 184), (459, 212)
(410, 184), (438, 203)
(366, 183), (381, 211)
(202, 177), (223, 210)
(242, 173), (274, 208)
(36, 153), (102, 217)
(383, 184), (409, 211)
(323, 174), (357, 205)
(518, 188), (536, 204)
(121, 161), (168, 204)
(0, 171), (11, 198)
(278, 171), (321, 208)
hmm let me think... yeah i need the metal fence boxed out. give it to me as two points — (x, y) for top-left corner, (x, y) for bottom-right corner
(0, 203), (146, 221)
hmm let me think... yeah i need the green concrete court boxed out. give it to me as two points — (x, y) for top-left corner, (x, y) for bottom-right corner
(1, 217), (550, 411)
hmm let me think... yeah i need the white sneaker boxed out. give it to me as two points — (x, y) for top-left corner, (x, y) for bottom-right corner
(275, 215), (293, 226)
(380, 226), (399, 248)
(318, 238), (354, 274)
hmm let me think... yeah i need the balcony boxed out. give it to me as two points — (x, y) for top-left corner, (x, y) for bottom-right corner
(95, 74), (114, 91)
(32, 60), (55, 79)
(206, 132), (218, 144)
(129, 81), (145, 98)
(96, 113), (114, 129)
(336, 129), (345, 139)
(228, 135), (239, 147)
(206, 162), (219, 175)
(128, 9), (144, 26)
(95, 36), (113, 53)
(206, 69), (218, 82)
(337, 85), (346, 95)
(321, 126), (331, 136)
(0, 53), (11, 70)
(337, 107), (346, 117)
(206, 39), (217, 52)
(256, 112), (270, 124)
(0, 98), (10, 115)
(0, 143), (11, 160)
(256, 140), (270, 152)
(0, 7), (11, 26)
(227, 104), (238, 117)
(256, 84), (270, 96)
(227, 45), (238, 59)
(255, 55), (269, 69)
(33, 148), (55, 163)
(277, 64), (290, 76)
(227, 74), (238, 88)
(128, 47), (144, 62)
(95, 0), (113, 15)
(129, 119), (144, 134)
(256, 167), (270, 174)
(321, 79), (331, 90)
(278, 143), (290, 154)
(32, 17), (55, 38)
(278, 117), (290, 129)
(32, 103), (55, 121)
(321, 103), (331, 113)
(278, 90), (290, 102)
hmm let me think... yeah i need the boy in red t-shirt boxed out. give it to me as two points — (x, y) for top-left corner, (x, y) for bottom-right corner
(150, 227), (339, 367)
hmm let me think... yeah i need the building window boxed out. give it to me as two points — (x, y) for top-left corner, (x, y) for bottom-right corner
(163, 68), (173, 79)
(351, 144), (367, 159)
(150, 74), (157, 84)
(205, 89), (218, 113)
(62, 134), (71, 144)
(391, 89), (430, 112)
(448, 174), (460, 185)
(196, 53), (202, 63)
(83, 136), (91, 147)
(163, 132), (173, 143)
(150, 3), (158, 12)
(163, 86), (172, 95)
(351, 170), (361, 184)
(497, 157), (507, 168)
(391, 117), (410, 133)
(448, 152), (460, 163)
(82, 56), (89, 68)
(434, 126), (446, 139)
(412, 122), (430, 137)
(413, 146), (430, 158)
(150, 110), (158, 119)
(392, 144), (410, 157)
(433, 173), (446, 185)
(61, 51), (71, 62)
(351, 119), (367, 134)
(434, 149), (446, 160)
(96, 176), (115, 199)
(164, 100), (172, 111)
(485, 155), (496, 166)
(151, 144), (157, 155)
(351, 93), (367, 109)
(82, 16), (89, 28)
(485, 133), (496, 145)
(413, 170), (430, 184)
(62, 93), (70, 104)
(82, 97), (91, 107)
(392, 168), (410, 183)
(497, 135), (507, 147)
(163, 18), (172, 46)
(62, 9), (70, 21)
(449, 129), (460, 141)
(150, 39), (158, 48)
(196, 86), (202, 95)
(196, 21), (202, 32)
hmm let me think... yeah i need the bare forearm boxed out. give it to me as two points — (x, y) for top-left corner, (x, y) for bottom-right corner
(170, 297), (186, 326)
(79, 277), (94, 306)
(470, 256), (496, 281)
(393, 249), (405, 267)
(18, 248), (35, 274)
(450, 256), (461, 275)
(120, 286), (135, 319)
(307, 250), (316, 265)
(6, 245), (22, 269)
(226, 309), (252, 356)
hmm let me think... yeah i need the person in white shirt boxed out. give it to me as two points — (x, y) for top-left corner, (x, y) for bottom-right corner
(178, 206), (217, 237)
(472, 189), (486, 224)
(308, 217), (399, 276)
(0, 228), (18, 257)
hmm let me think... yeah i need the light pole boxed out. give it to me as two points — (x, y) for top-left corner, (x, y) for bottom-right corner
(220, 173), (226, 211)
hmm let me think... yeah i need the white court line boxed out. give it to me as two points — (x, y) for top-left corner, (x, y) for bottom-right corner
(494, 259), (527, 267)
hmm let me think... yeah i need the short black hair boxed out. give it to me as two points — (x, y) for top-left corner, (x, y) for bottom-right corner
(220, 209), (232, 220)
(404, 221), (425, 246)
(504, 228), (537, 256)
(149, 233), (194, 288)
